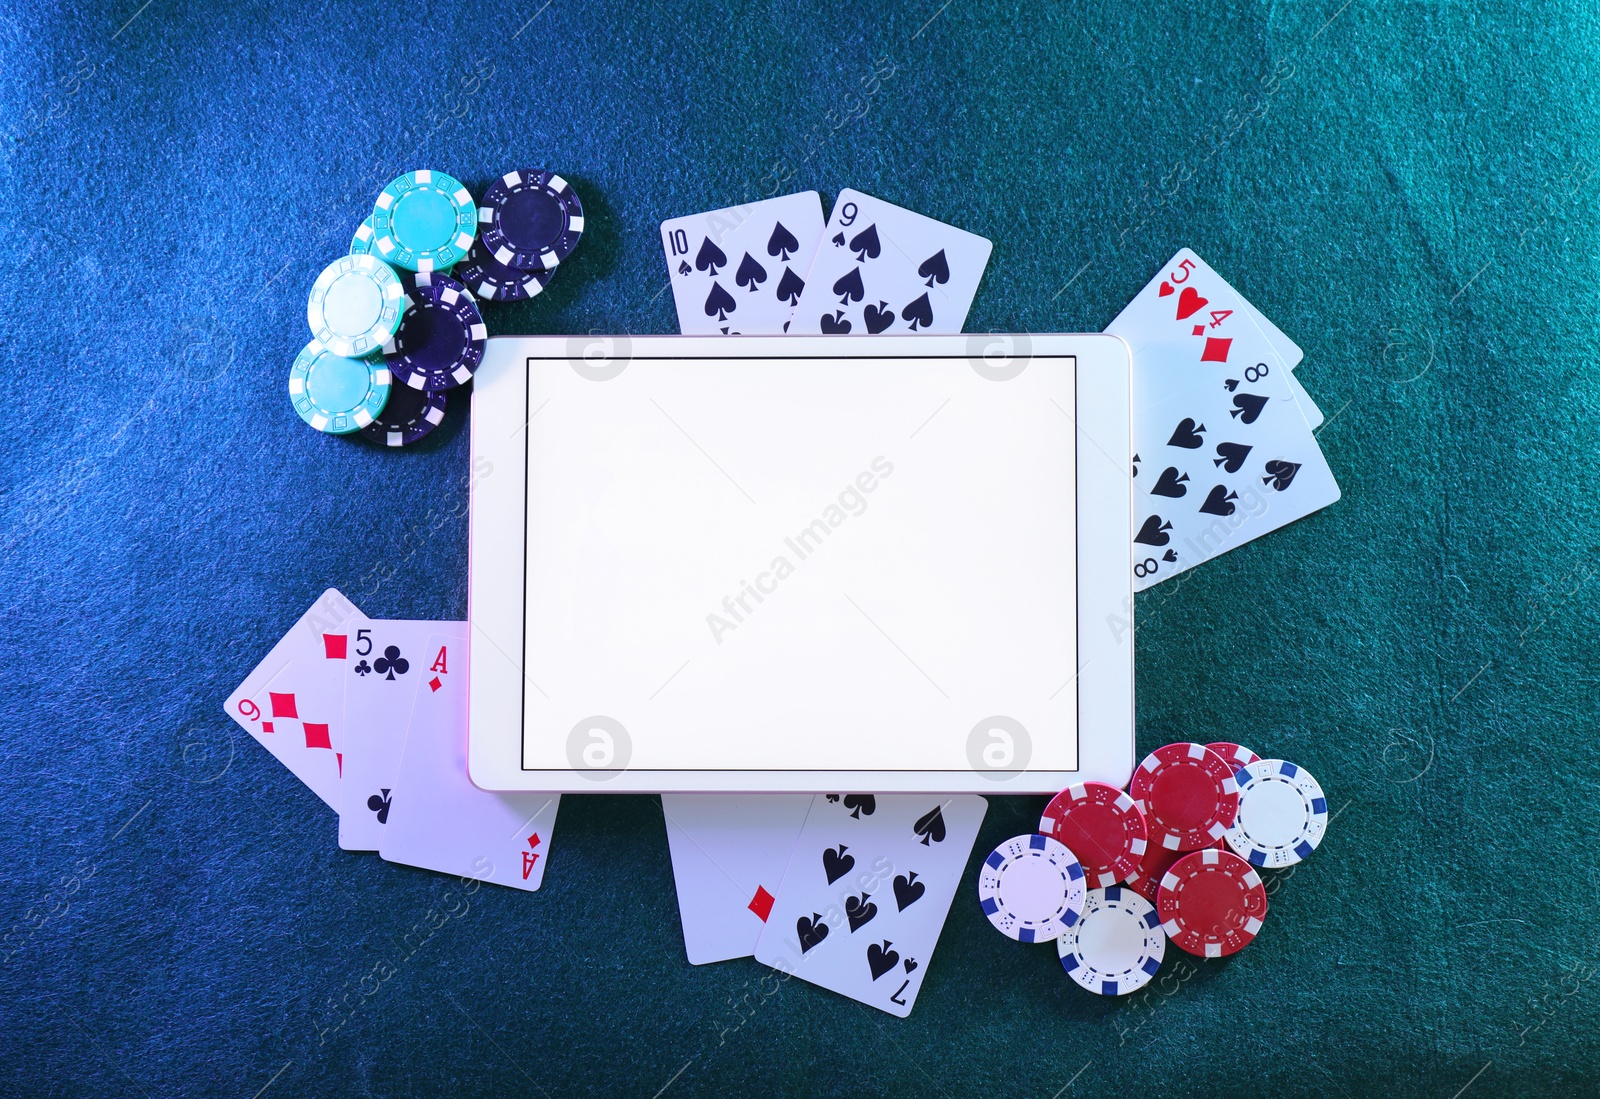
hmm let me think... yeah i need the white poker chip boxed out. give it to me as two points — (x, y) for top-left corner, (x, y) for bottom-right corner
(1224, 759), (1328, 868)
(977, 833), (1086, 944)
(1057, 886), (1166, 996)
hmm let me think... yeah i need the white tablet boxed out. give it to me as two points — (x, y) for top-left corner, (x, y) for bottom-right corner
(468, 334), (1132, 793)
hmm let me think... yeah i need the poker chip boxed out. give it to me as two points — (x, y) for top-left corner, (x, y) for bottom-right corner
(381, 272), (486, 392)
(478, 169), (584, 271)
(370, 170), (478, 273)
(1156, 848), (1268, 958)
(288, 339), (390, 435)
(350, 215), (376, 256)
(306, 254), (405, 358)
(1224, 759), (1329, 868)
(455, 236), (554, 301)
(1130, 742), (1240, 852)
(358, 381), (446, 447)
(1057, 886), (1166, 996)
(1039, 782), (1148, 888)
(1123, 842), (1184, 904)
(978, 833), (1086, 943)
(1205, 742), (1262, 778)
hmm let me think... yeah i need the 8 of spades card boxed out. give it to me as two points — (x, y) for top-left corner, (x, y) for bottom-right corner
(786, 189), (993, 336)
(661, 192), (826, 335)
(1105, 248), (1340, 591)
(753, 793), (987, 1018)
(338, 619), (466, 852)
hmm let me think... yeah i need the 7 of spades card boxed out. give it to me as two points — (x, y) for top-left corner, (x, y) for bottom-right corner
(753, 793), (987, 1018)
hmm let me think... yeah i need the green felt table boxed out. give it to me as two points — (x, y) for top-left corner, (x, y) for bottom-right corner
(2, 0), (1598, 1095)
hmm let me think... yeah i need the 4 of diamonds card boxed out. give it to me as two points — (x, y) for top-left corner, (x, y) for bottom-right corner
(224, 588), (369, 813)
(1105, 249), (1340, 590)
(661, 192), (826, 335)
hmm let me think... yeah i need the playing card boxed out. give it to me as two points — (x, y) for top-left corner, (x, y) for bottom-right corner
(662, 794), (813, 965)
(1233, 287), (1322, 428)
(661, 192), (825, 335)
(1106, 249), (1341, 591)
(224, 588), (369, 813)
(753, 793), (987, 1018)
(786, 189), (992, 336)
(380, 634), (560, 890)
(338, 619), (466, 852)
(1284, 369), (1324, 430)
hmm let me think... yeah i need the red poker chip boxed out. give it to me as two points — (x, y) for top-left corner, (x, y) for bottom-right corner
(1156, 848), (1268, 958)
(1039, 782), (1149, 888)
(1130, 742), (1240, 851)
(1123, 842), (1184, 904)
(1205, 742), (1262, 776)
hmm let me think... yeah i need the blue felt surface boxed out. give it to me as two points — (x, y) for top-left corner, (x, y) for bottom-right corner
(4, 0), (1600, 1095)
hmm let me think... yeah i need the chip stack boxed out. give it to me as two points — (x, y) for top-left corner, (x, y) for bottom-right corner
(978, 742), (1329, 996)
(289, 167), (585, 447)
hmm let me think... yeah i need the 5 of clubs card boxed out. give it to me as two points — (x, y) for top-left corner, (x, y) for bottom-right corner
(338, 619), (466, 851)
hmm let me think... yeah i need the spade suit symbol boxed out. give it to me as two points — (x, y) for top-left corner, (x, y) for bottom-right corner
(694, 237), (727, 276)
(849, 224), (881, 262)
(703, 282), (736, 321)
(901, 293), (934, 331)
(863, 301), (895, 333)
(766, 220), (800, 261)
(1199, 485), (1238, 516)
(797, 914), (829, 953)
(775, 267), (805, 306)
(834, 267), (865, 305)
(917, 249), (950, 286)
(822, 844), (855, 885)
(1167, 418), (1206, 448)
(735, 252), (767, 291)
(1135, 515), (1173, 546)
(1152, 467), (1190, 497)
(1263, 460), (1301, 490)
(1231, 393), (1268, 424)
(1214, 442), (1252, 473)
(820, 310), (852, 334)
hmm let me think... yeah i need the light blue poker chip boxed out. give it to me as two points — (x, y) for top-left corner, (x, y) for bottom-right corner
(977, 833), (1086, 944)
(1224, 759), (1329, 868)
(307, 254), (405, 358)
(350, 215), (376, 256)
(370, 170), (477, 272)
(1058, 886), (1166, 996)
(289, 339), (390, 435)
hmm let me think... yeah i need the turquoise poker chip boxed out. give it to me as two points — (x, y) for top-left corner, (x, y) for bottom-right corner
(307, 254), (405, 357)
(370, 170), (477, 272)
(350, 215), (376, 256)
(289, 339), (391, 435)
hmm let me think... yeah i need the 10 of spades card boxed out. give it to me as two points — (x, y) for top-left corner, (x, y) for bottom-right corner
(661, 191), (826, 334)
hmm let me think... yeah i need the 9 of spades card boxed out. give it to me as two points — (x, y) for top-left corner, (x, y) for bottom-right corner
(224, 588), (370, 813)
(786, 189), (992, 336)
(661, 191), (826, 335)
(753, 793), (987, 1018)
(338, 620), (466, 852)
(1105, 248), (1340, 591)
